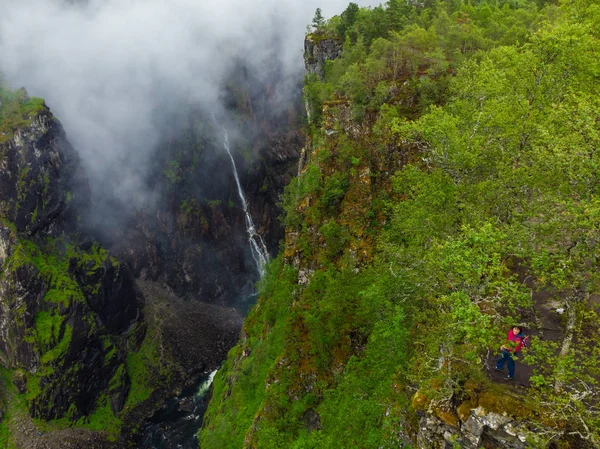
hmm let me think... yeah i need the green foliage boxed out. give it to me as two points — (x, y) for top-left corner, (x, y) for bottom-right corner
(124, 329), (161, 408)
(382, 0), (600, 438)
(199, 256), (296, 448)
(164, 160), (182, 184)
(281, 164), (322, 227)
(203, 0), (600, 446)
(320, 173), (348, 212)
(305, 0), (545, 124)
(338, 2), (360, 40)
(0, 370), (21, 449)
(312, 8), (325, 30)
(0, 85), (46, 143)
(319, 221), (349, 259)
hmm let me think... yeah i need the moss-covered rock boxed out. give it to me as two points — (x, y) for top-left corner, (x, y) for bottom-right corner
(304, 34), (342, 80)
(0, 91), (142, 433)
(0, 87), (87, 236)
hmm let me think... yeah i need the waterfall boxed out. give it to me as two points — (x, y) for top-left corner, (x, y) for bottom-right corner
(196, 370), (218, 397)
(221, 129), (270, 276)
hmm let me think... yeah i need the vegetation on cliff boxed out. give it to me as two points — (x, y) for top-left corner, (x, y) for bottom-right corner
(0, 82), (144, 446)
(0, 83), (46, 144)
(201, 0), (600, 447)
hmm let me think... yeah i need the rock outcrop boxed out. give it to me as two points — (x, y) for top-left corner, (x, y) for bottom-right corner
(304, 34), (343, 80)
(0, 105), (87, 236)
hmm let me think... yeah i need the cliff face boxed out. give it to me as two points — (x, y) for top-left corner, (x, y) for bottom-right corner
(105, 77), (302, 308)
(0, 92), (142, 424)
(0, 65), (299, 446)
(107, 130), (301, 308)
(304, 34), (342, 80)
(0, 107), (85, 235)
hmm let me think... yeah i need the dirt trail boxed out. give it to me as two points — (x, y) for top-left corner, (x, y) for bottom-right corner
(486, 287), (565, 389)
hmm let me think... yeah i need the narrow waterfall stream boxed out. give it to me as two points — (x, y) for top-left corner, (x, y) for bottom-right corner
(222, 129), (270, 276)
(137, 128), (270, 448)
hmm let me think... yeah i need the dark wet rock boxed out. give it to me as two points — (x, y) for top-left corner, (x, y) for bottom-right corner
(105, 108), (302, 308)
(0, 106), (88, 237)
(304, 34), (343, 80)
(135, 280), (242, 377)
(0, 246), (45, 371)
(72, 256), (140, 334)
(12, 369), (27, 394)
(0, 102), (142, 426)
(177, 398), (194, 413)
(303, 408), (321, 432)
(120, 280), (242, 446)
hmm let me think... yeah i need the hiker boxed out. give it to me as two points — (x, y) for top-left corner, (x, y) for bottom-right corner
(495, 325), (527, 380)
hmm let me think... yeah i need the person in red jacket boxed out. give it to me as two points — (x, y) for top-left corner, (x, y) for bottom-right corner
(495, 326), (527, 379)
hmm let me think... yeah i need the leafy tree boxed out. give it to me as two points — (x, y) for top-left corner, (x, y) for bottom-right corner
(201, 0), (600, 446)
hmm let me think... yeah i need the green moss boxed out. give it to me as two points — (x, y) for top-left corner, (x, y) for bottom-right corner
(39, 324), (72, 365)
(0, 369), (23, 449)
(103, 344), (117, 367)
(78, 242), (108, 276)
(43, 173), (51, 196)
(0, 87), (46, 143)
(108, 364), (125, 390)
(25, 373), (42, 401)
(16, 166), (31, 202)
(34, 394), (123, 442)
(124, 325), (162, 408)
(30, 205), (39, 224)
(164, 160), (182, 184)
(27, 311), (64, 350)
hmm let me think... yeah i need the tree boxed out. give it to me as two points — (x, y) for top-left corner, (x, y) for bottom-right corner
(312, 7), (325, 30)
(338, 2), (360, 38)
(387, 0), (410, 31)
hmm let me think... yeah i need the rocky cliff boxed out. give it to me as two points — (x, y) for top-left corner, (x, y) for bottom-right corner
(0, 87), (247, 447)
(304, 34), (342, 80)
(103, 78), (302, 309)
(0, 89), (142, 427)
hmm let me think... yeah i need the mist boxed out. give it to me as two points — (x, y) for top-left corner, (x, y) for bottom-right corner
(0, 0), (377, 216)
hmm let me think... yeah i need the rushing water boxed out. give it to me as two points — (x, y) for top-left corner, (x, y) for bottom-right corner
(137, 370), (218, 449)
(221, 129), (270, 276)
(137, 127), (269, 447)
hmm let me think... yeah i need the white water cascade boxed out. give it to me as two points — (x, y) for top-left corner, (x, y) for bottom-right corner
(196, 370), (218, 397)
(221, 129), (270, 276)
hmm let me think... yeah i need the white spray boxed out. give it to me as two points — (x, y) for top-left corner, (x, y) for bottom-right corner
(197, 370), (218, 398)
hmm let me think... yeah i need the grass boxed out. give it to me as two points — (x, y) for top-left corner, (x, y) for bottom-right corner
(124, 326), (161, 409)
(0, 87), (46, 143)
(2, 236), (128, 422)
(0, 369), (24, 449)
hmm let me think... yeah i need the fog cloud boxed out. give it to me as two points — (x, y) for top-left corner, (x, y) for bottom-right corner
(0, 0), (376, 212)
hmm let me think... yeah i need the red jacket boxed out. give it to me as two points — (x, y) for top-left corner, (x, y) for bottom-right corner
(505, 329), (526, 353)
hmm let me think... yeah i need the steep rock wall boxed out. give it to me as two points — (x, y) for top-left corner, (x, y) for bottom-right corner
(0, 94), (141, 422)
(104, 81), (303, 308)
(304, 34), (343, 80)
